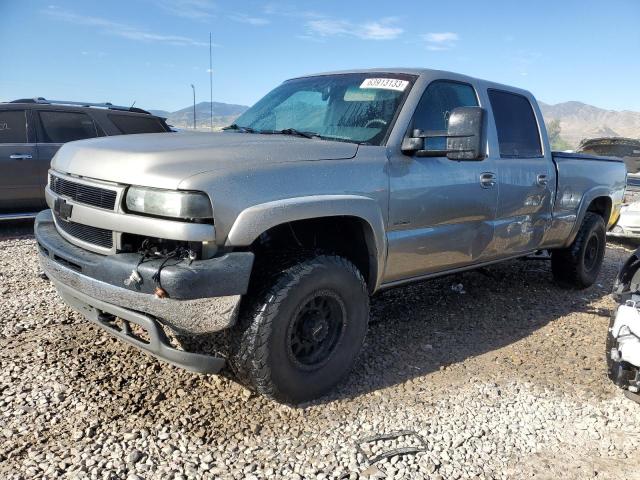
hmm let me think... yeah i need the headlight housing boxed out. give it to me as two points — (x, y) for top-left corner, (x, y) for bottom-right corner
(125, 186), (213, 220)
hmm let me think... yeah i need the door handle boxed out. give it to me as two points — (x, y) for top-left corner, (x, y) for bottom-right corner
(9, 154), (33, 160)
(536, 174), (549, 186)
(480, 172), (497, 188)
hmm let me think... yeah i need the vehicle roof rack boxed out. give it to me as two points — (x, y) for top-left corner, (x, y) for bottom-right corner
(7, 97), (151, 115)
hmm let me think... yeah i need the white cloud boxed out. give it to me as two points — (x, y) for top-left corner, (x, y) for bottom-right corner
(262, 3), (322, 19)
(43, 9), (211, 47)
(359, 21), (403, 40)
(228, 13), (270, 26)
(80, 50), (107, 57)
(422, 32), (459, 51)
(306, 17), (403, 41)
(157, 0), (216, 20)
(512, 50), (542, 77)
(306, 19), (350, 36)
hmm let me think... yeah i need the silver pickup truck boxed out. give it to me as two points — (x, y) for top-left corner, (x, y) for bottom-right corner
(35, 68), (626, 403)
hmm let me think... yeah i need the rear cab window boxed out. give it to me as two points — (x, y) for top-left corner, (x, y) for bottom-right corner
(108, 114), (168, 134)
(0, 110), (28, 143)
(488, 89), (542, 158)
(37, 110), (98, 143)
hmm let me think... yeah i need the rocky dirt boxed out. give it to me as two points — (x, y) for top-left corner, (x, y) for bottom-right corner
(2, 220), (640, 479)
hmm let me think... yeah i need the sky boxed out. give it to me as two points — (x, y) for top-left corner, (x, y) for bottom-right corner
(1, 0), (639, 112)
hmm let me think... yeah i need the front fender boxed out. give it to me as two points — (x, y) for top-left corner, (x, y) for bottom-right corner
(225, 195), (387, 290)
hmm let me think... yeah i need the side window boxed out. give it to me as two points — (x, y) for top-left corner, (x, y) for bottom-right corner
(0, 110), (28, 143)
(38, 111), (98, 143)
(411, 80), (478, 150)
(488, 89), (542, 158)
(108, 114), (168, 134)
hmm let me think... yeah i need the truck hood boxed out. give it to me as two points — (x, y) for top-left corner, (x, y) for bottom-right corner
(52, 131), (359, 189)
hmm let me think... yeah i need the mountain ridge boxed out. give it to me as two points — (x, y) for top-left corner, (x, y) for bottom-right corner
(538, 101), (640, 147)
(154, 100), (640, 145)
(150, 101), (248, 129)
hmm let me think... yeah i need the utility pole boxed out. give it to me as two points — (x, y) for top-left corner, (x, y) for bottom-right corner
(190, 84), (196, 129)
(209, 32), (213, 131)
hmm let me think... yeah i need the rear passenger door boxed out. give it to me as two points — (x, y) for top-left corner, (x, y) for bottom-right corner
(487, 89), (554, 255)
(35, 109), (99, 177)
(0, 108), (41, 212)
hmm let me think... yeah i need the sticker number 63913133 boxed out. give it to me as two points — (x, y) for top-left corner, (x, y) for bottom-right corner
(360, 78), (409, 91)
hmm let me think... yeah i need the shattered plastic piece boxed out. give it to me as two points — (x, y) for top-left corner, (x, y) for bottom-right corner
(355, 430), (428, 465)
(124, 269), (143, 287)
(450, 283), (466, 294)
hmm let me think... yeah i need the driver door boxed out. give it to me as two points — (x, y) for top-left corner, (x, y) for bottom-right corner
(385, 80), (498, 283)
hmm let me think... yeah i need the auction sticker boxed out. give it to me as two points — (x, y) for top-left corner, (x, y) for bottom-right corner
(360, 78), (409, 91)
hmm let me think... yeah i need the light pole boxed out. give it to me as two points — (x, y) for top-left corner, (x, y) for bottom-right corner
(191, 84), (196, 129)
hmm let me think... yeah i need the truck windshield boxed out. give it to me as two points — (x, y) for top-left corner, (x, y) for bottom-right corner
(232, 73), (416, 145)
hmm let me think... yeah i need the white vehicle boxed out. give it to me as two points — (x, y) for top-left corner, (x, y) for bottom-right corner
(609, 176), (640, 240)
(608, 249), (640, 403)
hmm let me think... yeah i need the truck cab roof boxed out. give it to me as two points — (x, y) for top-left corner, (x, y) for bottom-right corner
(292, 67), (535, 98)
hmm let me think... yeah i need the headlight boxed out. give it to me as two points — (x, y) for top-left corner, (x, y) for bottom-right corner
(125, 186), (213, 220)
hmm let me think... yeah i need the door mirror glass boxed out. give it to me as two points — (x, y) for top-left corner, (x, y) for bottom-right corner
(445, 106), (484, 160)
(401, 106), (485, 160)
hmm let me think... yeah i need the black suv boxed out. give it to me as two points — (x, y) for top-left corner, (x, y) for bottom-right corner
(0, 98), (171, 219)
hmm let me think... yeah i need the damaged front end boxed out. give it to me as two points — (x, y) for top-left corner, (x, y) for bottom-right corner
(608, 249), (640, 403)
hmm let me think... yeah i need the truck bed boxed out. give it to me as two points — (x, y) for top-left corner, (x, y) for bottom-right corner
(552, 151), (625, 164)
(550, 150), (627, 237)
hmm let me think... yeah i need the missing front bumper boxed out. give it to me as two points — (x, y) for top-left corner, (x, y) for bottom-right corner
(35, 209), (254, 335)
(55, 279), (226, 374)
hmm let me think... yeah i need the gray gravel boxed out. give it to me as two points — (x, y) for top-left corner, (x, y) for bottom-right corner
(2, 221), (640, 479)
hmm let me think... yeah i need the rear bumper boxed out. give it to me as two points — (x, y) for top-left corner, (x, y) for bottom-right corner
(0, 211), (40, 221)
(35, 209), (254, 335)
(608, 229), (640, 240)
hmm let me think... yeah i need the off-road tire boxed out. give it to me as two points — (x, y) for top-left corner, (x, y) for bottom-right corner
(228, 255), (369, 404)
(551, 212), (606, 289)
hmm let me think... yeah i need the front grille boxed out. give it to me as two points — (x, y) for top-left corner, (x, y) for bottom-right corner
(54, 214), (113, 249)
(49, 174), (117, 210)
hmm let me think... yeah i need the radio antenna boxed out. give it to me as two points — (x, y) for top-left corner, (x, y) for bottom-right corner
(209, 32), (213, 131)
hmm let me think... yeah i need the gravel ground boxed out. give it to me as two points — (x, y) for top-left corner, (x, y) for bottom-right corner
(2, 221), (640, 479)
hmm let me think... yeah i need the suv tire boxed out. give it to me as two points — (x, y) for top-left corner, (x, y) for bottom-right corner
(551, 212), (606, 288)
(228, 255), (369, 403)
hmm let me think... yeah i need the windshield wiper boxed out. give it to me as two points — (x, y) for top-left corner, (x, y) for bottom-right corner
(225, 125), (321, 139)
(222, 123), (257, 133)
(271, 128), (318, 139)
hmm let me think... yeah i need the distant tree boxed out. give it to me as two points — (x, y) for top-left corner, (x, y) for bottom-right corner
(546, 119), (573, 151)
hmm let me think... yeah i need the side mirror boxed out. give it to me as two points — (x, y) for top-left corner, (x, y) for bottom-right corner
(445, 107), (484, 160)
(401, 106), (485, 161)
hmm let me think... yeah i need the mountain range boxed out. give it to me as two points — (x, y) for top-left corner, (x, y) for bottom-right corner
(538, 101), (640, 147)
(149, 102), (248, 130)
(154, 100), (640, 147)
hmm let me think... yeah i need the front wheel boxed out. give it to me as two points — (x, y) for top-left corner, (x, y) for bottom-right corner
(228, 255), (369, 403)
(551, 212), (606, 288)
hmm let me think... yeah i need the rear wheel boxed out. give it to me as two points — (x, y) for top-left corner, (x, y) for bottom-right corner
(551, 212), (606, 288)
(228, 255), (369, 403)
